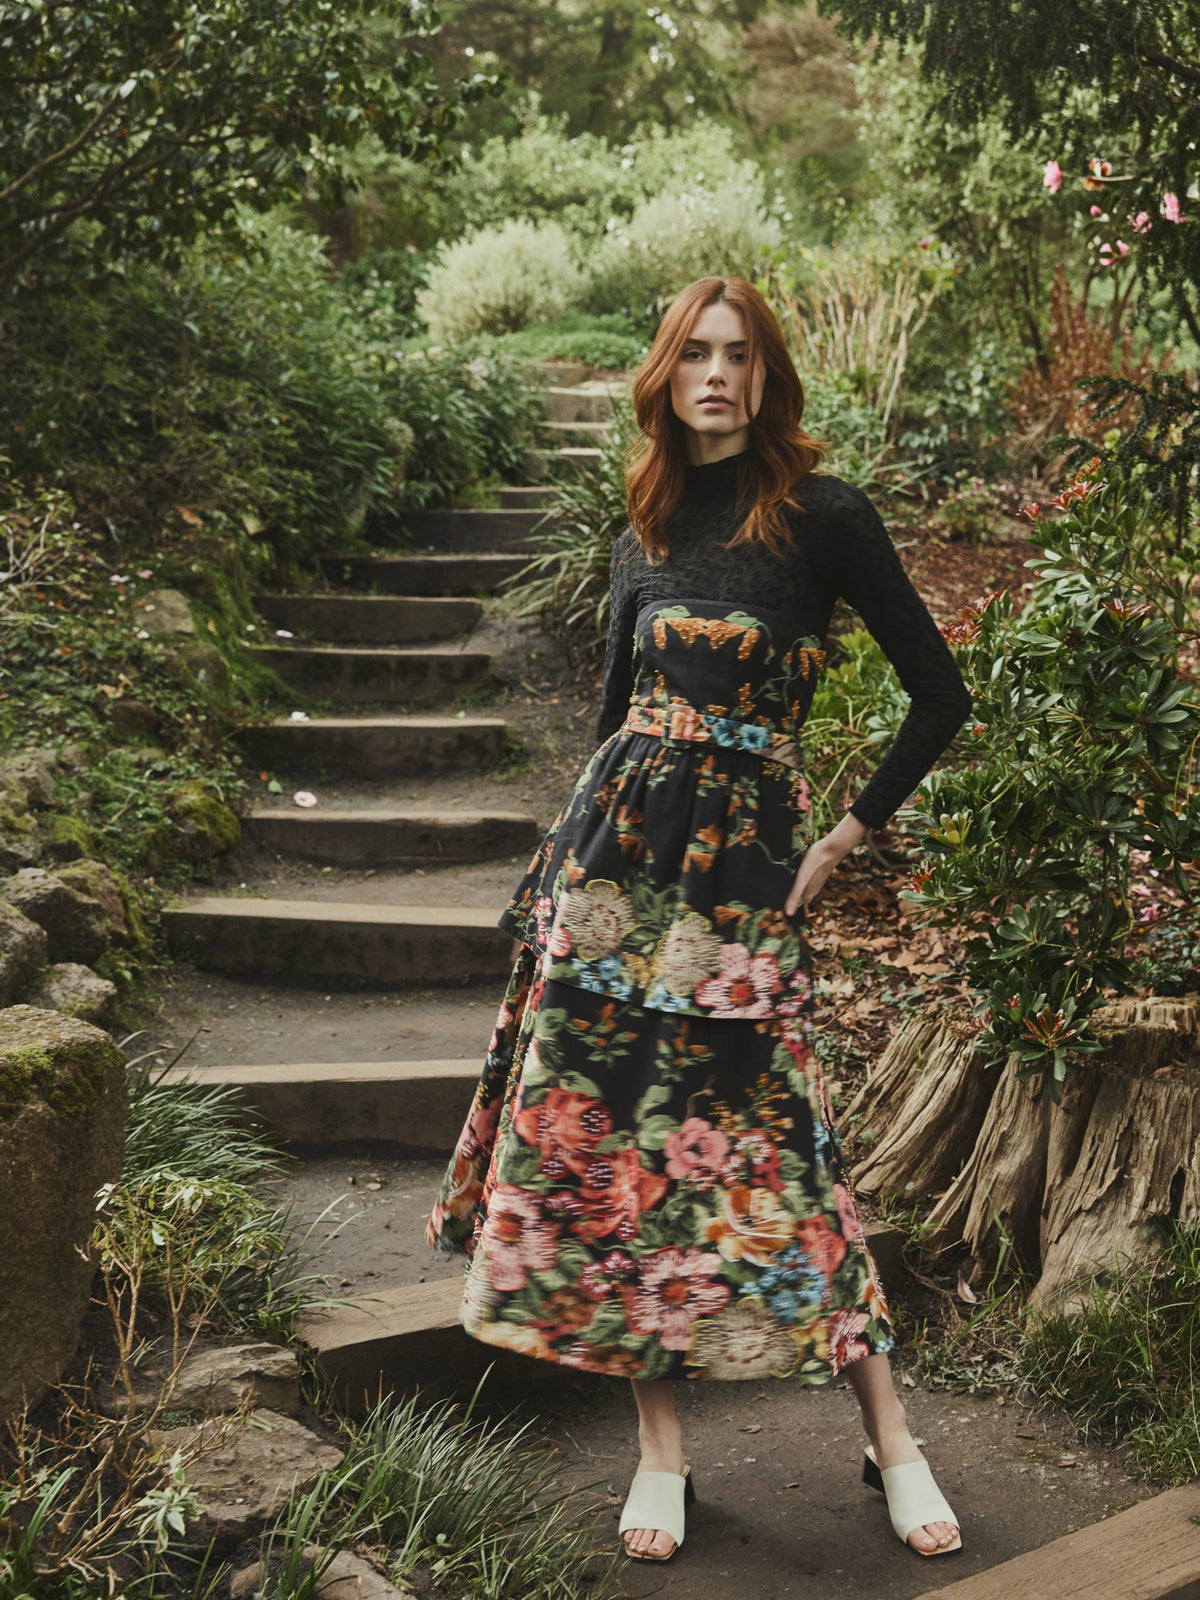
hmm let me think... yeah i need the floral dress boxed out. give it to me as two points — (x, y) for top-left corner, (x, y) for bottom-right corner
(429, 592), (896, 1381)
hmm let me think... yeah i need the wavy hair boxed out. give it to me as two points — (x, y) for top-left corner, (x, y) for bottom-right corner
(626, 276), (825, 561)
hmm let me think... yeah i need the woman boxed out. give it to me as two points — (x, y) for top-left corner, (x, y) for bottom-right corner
(427, 276), (972, 1565)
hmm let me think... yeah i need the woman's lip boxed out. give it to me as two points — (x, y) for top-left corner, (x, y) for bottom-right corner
(699, 397), (733, 407)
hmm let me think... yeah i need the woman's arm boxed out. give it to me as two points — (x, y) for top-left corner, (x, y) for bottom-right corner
(594, 531), (640, 745)
(823, 481), (974, 831)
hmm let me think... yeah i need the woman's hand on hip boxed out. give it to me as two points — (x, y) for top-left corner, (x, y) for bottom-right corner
(784, 812), (871, 916)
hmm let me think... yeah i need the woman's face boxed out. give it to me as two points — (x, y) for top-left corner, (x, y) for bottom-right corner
(668, 300), (765, 452)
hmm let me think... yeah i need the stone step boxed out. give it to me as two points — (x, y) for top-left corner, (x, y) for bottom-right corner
(491, 485), (558, 510)
(239, 715), (510, 778)
(247, 645), (492, 704)
(543, 384), (619, 424)
(371, 508), (553, 554)
(164, 1059), (481, 1151)
(320, 553), (527, 597)
(524, 446), (604, 480)
(163, 899), (510, 988)
(527, 359), (590, 388)
(300, 1223), (906, 1413)
(252, 595), (481, 644)
(244, 806), (539, 867)
(542, 419), (612, 445)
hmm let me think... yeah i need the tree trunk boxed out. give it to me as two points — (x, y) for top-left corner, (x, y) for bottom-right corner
(1032, 996), (1200, 1306)
(922, 1065), (1050, 1267)
(846, 1008), (1001, 1202)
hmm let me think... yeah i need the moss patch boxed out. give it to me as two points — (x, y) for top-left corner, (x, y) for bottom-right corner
(0, 1007), (123, 1122)
(169, 781), (241, 853)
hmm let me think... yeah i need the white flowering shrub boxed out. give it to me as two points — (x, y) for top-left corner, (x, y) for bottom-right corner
(586, 173), (783, 325)
(416, 218), (586, 341)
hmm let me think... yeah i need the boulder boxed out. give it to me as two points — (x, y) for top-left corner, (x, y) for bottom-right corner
(138, 588), (196, 636)
(0, 867), (109, 964)
(0, 1006), (127, 1422)
(170, 780), (241, 861)
(106, 1339), (300, 1419)
(41, 813), (95, 863)
(153, 1408), (344, 1554)
(0, 749), (59, 810)
(56, 859), (144, 947)
(304, 1548), (416, 1600)
(0, 804), (40, 872)
(26, 962), (118, 1027)
(0, 901), (48, 1005)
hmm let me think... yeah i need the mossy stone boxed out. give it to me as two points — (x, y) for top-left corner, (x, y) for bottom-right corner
(56, 858), (147, 948)
(0, 1006), (122, 1121)
(170, 780), (241, 861)
(42, 813), (95, 863)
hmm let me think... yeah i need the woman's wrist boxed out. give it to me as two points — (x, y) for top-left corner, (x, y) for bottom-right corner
(822, 811), (870, 859)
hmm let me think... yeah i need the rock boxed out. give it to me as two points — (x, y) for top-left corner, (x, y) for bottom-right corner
(56, 859), (145, 947)
(228, 1560), (267, 1600)
(304, 1547), (415, 1600)
(0, 867), (109, 964)
(41, 813), (95, 864)
(170, 780), (241, 861)
(0, 805), (39, 872)
(171, 642), (230, 693)
(109, 698), (160, 741)
(0, 1007), (127, 1422)
(138, 588), (196, 635)
(57, 742), (90, 772)
(155, 1408), (344, 1554)
(106, 1340), (300, 1419)
(0, 901), (48, 1005)
(0, 749), (59, 810)
(26, 962), (117, 1027)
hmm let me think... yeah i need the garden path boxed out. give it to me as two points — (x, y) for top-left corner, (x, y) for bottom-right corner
(142, 370), (1157, 1597)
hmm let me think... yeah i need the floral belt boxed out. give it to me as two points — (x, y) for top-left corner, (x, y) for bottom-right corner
(622, 702), (805, 775)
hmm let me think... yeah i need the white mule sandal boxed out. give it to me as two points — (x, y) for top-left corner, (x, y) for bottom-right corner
(863, 1444), (962, 1556)
(618, 1465), (696, 1561)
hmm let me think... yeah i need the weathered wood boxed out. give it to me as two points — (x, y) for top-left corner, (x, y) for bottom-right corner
(912, 1479), (1200, 1600)
(923, 1062), (1050, 1266)
(848, 1007), (1001, 1202)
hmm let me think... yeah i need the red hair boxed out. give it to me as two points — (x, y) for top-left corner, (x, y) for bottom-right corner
(626, 276), (825, 561)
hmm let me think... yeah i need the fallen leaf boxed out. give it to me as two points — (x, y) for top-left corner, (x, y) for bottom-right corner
(901, 1372), (916, 1387)
(293, 791), (318, 808)
(175, 505), (203, 527)
(740, 1424), (762, 1433)
(956, 1272), (979, 1305)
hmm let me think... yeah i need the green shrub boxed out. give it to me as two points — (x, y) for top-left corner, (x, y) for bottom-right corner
(495, 313), (648, 371)
(0, 214), (406, 569)
(371, 338), (545, 509)
(587, 174), (783, 327)
(417, 218), (586, 341)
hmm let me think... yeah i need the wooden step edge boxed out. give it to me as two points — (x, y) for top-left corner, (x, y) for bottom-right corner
(245, 806), (537, 824)
(913, 1481), (1200, 1600)
(246, 714), (509, 730)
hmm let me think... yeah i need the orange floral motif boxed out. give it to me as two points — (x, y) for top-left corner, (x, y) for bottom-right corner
(704, 1184), (796, 1265)
(653, 616), (761, 656)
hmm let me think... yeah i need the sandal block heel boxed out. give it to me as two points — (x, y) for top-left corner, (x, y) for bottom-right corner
(619, 1464), (695, 1562)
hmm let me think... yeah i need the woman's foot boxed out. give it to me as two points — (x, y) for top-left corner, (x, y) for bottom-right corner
(622, 1438), (687, 1559)
(867, 1401), (958, 1554)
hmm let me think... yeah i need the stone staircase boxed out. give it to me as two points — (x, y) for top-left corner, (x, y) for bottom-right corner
(161, 362), (624, 1393)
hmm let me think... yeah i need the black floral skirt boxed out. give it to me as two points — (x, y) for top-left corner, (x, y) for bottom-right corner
(428, 596), (895, 1380)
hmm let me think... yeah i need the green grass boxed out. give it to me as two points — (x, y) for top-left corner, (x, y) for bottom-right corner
(1018, 1224), (1200, 1484)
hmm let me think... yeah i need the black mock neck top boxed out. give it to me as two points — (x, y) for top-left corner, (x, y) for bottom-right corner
(596, 451), (973, 830)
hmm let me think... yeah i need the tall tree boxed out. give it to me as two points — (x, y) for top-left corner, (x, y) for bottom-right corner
(822, 1), (1200, 335)
(0, 0), (497, 293)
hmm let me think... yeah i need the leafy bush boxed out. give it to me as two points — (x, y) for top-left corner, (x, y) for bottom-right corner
(371, 338), (545, 508)
(902, 468), (1200, 1090)
(338, 246), (433, 340)
(804, 628), (909, 836)
(587, 174), (783, 327)
(1, 214), (407, 568)
(495, 313), (648, 371)
(932, 473), (997, 542)
(417, 218), (587, 341)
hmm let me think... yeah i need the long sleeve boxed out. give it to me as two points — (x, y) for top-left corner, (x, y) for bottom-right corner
(820, 483), (973, 829)
(594, 530), (640, 744)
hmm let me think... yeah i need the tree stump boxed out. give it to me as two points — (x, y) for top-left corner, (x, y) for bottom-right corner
(843, 993), (1200, 1305)
(846, 1007), (1001, 1202)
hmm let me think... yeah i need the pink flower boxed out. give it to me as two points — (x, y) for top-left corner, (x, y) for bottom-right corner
(694, 944), (783, 1017)
(622, 1247), (732, 1350)
(833, 1182), (864, 1247)
(1116, 239), (1129, 257)
(664, 1117), (729, 1186)
(1163, 191), (1182, 223)
(479, 1184), (561, 1292)
(1042, 159), (1063, 193)
(827, 1308), (871, 1375)
(1131, 210), (1152, 234)
(1089, 205), (1102, 217)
